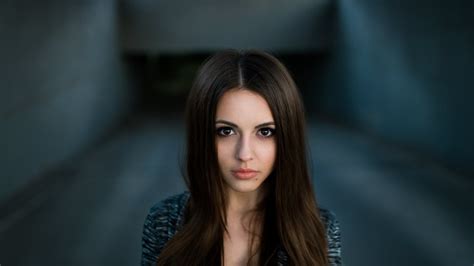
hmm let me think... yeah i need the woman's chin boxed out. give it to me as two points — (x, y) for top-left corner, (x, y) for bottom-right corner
(226, 183), (261, 194)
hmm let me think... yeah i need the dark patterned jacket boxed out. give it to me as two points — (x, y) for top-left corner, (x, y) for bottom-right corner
(141, 191), (342, 265)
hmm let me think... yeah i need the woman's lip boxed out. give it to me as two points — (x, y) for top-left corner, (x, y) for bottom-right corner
(232, 171), (258, 179)
(233, 168), (258, 173)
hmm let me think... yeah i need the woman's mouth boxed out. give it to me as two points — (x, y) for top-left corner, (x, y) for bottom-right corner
(231, 168), (259, 180)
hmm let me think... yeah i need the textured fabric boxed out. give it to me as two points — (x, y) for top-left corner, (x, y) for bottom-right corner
(141, 191), (342, 265)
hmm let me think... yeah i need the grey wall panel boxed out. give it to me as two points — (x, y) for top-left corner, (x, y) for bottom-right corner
(120, 0), (334, 53)
(0, 1), (132, 203)
(321, 0), (474, 173)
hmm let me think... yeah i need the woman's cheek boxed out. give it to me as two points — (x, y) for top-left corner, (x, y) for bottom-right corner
(257, 141), (276, 163)
(217, 139), (235, 164)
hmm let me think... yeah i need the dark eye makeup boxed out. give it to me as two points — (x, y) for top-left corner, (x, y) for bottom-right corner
(215, 126), (275, 138)
(216, 126), (235, 136)
(257, 128), (275, 137)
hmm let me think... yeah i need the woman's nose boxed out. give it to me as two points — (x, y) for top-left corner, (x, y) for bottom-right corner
(236, 136), (253, 161)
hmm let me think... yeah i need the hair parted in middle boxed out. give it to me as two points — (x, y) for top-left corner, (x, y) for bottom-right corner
(156, 49), (329, 266)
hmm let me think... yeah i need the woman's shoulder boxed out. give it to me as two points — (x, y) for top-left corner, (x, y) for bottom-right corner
(141, 191), (190, 266)
(318, 207), (342, 265)
(147, 191), (190, 234)
(148, 191), (190, 220)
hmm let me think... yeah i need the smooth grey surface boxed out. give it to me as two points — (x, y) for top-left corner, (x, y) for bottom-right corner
(0, 116), (471, 265)
(0, 1), (133, 203)
(310, 122), (473, 266)
(119, 0), (334, 53)
(0, 116), (186, 265)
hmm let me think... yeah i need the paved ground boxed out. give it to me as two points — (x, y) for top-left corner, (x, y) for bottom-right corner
(0, 115), (472, 266)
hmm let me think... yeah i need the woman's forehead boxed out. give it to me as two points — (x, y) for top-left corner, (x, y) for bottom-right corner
(215, 89), (274, 127)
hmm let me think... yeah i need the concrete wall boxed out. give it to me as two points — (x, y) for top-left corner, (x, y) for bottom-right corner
(0, 1), (132, 203)
(119, 0), (334, 53)
(321, 0), (474, 174)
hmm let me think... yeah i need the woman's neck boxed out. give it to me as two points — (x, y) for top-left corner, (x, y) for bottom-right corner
(226, 188), (264, 216)
(224, 189), (265, 266)
(228, 191), (256, 214)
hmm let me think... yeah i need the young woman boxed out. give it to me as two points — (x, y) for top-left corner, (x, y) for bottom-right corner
(141, 50), (342, 266)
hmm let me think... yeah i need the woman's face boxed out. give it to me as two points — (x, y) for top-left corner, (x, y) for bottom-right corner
(215, 88), (276, 195)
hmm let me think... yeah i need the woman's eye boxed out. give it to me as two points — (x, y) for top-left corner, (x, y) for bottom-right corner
(216, 127), (235, 136)
(258, 128), (275, 138)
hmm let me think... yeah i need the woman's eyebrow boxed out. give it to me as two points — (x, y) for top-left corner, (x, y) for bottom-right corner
(215, 119), (275, 128)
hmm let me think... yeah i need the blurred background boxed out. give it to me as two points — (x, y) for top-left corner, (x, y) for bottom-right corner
(0, 0), (473, 265)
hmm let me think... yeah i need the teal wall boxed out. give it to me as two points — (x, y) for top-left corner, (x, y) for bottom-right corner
(0, 1), (133, 203)
(321, 0), (474, 174)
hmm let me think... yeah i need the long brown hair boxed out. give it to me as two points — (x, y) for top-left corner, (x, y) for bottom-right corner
(156, 49), (329, 265)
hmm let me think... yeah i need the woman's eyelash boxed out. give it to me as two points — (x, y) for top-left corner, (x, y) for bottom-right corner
(216, 126), (276, 138)
(258, 128), (276, 137)
(216, 127), (235, 136)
